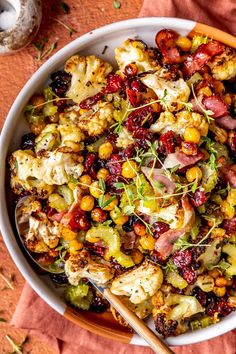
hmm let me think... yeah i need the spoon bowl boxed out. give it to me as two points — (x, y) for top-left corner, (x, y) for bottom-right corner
(15, 195), (64, 274)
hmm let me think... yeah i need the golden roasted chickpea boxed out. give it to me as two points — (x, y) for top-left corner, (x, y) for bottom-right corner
(175, 36), (192, 51)
(215, 277), (227, 287)
(30, 94), (45, 107)
(110, 209), (129, 225)
(197, 87), (212, 97)
(133, 220), (146, 236)
(214, 286), (226, 297)
(102, 194), (118, 211)
(89, 181), (103, 198)
(98, 142), (113, 159)
(91, 208), (107, 223)
(30, 122), (46, 135)
(80, 195), (95, 211)
(122, 160), (138, 178)
(208, 268), (221, 279)
(79, 174), (92, 189)
(97, 168), (110, 181)
(139, 234), (156, 250)
(184, 127), (201, 144)
(69, 239), (83, 255)
(186, 166), (202, 182)
(131, 249), (144, 264)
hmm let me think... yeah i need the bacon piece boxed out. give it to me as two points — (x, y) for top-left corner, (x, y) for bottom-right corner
(217, 115), (236, 130)
(155, 29), (181, 64)
(50, 211), (66, 222)
(155, 196), (195, 259)
(182, 41), (225, 78)
(163, 150), (203, 169)
(141, 167), (175, 194)
(202, 94), (229, 118)
(221, 165), (236, 188)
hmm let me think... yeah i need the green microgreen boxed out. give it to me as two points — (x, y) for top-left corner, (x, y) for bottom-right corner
(60, 1), (70, 14)
(98, 195), (116, 209)
(191, 84), (214, 123)
(110, 101), (130, 134)
(33, 40), (57, 61)
(54, 18), (77, 37)
(208, 260), (230, 271)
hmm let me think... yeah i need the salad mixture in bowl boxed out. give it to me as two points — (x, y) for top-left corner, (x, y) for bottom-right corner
(8, 28), (236, 337)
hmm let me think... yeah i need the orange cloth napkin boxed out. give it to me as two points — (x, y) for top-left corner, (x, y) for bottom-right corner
(139, 0), (236, 35)
(10, 1), (236, 353)
(10, 284), (236, 354)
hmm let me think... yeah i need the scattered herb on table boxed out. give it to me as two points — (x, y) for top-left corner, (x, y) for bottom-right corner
(60, 1), (70, 14)
(5, 335), (28, 354)
(113, 0), (121, 9)
(54, 18), (77, 37)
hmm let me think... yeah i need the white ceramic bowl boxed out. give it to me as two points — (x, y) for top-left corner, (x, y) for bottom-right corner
(0, 17), (236, 347)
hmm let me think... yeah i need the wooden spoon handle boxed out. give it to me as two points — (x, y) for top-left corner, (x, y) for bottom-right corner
(104, 288), (175, 354)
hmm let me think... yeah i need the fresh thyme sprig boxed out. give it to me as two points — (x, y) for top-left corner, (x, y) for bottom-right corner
(33, 40), (57, 61)
(5, 335), (28, 354)
(191, 84), (214, 123)
(54, 18), (77, 37)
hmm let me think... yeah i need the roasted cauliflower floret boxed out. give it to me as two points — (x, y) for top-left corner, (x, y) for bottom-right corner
(164, 294), (204, 321)
(26, 211), (60, 251)
(58, 124), (85, 151)
(208, 47), (236, 81)
(115, 39), (159, 74)
(17, 200), (60, 252)
(35, 124), (60, 153)
(150, 110), (208, 136)
(9, 150), (84, 193)
(141, 74), (190, 112)
(111, 260), (163, 304)
(116, 127), (134, 148)
(65, 55), (113, 104)
(65, 250), (115, 286)
(78, 102), (114, 136)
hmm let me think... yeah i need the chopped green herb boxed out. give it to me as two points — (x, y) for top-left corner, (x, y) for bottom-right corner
(5, 335), (28, 354)
(102, 45), (108, 55)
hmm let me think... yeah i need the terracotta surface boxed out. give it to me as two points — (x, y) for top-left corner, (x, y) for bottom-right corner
(0, 0), (142, 352)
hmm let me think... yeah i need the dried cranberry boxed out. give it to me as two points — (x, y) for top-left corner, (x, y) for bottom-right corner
(190, 189), (206, 207)
(84, 242), (105, 257)
(107, 154), (122, 175)
(154, 313), (178, 338)
(84, 153), (98, 179)
(54, 99), (68, 112)
(150, 250), (167, 265)
(125, 106), (153, 132)
(172, 249), (192, 267)
(153, 222), (170, 238)
(79, 93), (103, 109)
(159, 130), (181, 154)
(90, 294), (109, 313)
(222, 217), (236, 233)
(50, 273), (68, 284)
(126, 88), (139, 107)
(182, 267), (197, 284)
(20, 133), (36, 151)
(122, 144), (136, 158)
(130, 79), (145, 92)
(192, 287), (207, 306)
(106, 131), (118, 145)
(206, 293), (218, 315)
(217, 298), (233, 317)
(103, 73), (124, 94)
(50, 71), (71, 97)
(132, 128), (154, 148)
(122, 215), (137, 232)
(69, 209), (91, 231)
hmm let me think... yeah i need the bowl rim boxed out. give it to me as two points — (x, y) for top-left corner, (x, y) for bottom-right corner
(0, 16), (236, 347)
